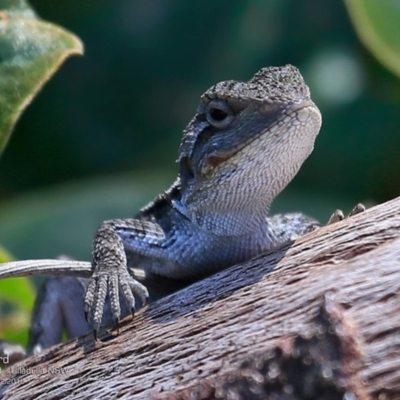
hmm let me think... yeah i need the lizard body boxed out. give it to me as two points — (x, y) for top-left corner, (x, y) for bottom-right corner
(1, 65), (322, 355)
(86, 64), (321, 334)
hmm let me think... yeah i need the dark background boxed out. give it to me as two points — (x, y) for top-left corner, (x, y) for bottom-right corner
(0, 0), (399, 260)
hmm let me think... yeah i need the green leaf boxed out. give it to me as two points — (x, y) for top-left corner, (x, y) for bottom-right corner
(344, 0), (400, 78)
(0, 243), (13, 263)
(0, 247), (35, 343)
(0, 268), (35, 344)
(0, 244), (34, 336)
(0, 277), (35, 311)
(0, 0), (83, 156)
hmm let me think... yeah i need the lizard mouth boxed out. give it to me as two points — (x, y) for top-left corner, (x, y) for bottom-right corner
(201, 99), (318, 175)
(201, 153), (232, 174)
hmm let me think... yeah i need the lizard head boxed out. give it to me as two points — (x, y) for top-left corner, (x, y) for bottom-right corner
(176, 65), (322, 236)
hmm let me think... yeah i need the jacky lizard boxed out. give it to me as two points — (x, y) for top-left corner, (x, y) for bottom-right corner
(1, 65), (330, 356)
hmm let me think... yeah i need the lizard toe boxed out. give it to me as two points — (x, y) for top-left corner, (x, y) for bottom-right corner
(128, 276), (149, 307)
(91, 274), (108, 329)
(119, 272), (137, 313)
(348, 203), (365, 217)
(84, 276), (98, 319)
(327, 209), (344, 225)
(109, 273), (122, 324)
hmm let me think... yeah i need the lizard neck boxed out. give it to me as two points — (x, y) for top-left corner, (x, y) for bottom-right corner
(172, 197), (270, 236)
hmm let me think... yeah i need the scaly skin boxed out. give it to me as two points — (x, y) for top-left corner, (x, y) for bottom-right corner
(0, 65), (323, 358)
(85, 65), (322, 336)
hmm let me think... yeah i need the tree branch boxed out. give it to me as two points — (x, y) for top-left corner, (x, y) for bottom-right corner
(1, 196), (400, 399)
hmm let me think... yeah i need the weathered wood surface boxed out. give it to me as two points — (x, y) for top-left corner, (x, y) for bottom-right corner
(1, 196), (400, 399)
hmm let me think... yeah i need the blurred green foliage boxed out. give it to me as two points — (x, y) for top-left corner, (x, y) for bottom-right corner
(0, 0), (83, 155)
(0, 0), (400, 346)
(345, 0), (400, 79)
(0, 244), (12, 263)
(0, 277), (35, 345)
(0, 0), (82, 345)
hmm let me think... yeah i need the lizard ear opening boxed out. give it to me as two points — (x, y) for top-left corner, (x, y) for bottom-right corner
(205, 99), (234, 129)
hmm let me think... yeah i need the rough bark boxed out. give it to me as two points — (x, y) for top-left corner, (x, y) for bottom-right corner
(1, 196), (400, 399)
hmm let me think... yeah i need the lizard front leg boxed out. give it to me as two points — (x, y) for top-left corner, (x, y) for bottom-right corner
(1, 268), (188, 361)
(84, 218), (168, 337)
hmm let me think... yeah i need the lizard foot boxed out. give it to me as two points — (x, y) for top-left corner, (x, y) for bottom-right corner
(84, 264), (149, 339)
(327, 203), (365, 225)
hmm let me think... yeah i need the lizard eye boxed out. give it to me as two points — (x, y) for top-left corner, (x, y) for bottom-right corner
(205, 100), (234, 128)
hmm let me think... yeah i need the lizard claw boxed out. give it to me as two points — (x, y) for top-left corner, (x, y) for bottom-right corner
(84, 263), (149, 334)
(348, 203), (365, 217)
(327, 203), (365, 225)
(114, 318), (120, 335)
(327, 209), (344, 225)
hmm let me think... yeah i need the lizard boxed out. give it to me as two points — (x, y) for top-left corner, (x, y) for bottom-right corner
(83, 64), (322, 335)
(1, 64), (363, 360)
